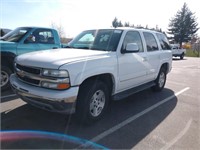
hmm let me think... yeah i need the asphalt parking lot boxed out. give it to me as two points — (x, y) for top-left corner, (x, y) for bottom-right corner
(1, 57), (200, 149)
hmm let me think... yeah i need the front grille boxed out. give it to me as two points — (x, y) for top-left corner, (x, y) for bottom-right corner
(18, 75), (40, 85)
(16, 64), (40, 75)
(16, 63), (41, 86)
(15, 63), (69, 90)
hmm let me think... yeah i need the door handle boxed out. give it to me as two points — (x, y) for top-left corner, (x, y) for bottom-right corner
(52, 47), (58, 49)
(143, 57), (148, 61)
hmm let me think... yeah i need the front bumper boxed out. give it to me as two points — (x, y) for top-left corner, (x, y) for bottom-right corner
(10, 74), (79, 114)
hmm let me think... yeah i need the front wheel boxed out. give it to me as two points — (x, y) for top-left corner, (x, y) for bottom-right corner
(75, 79), (110, 124)
(1, 66), (12, 91)
(152, 67), (166, 92)
(180, 53), (184, 60)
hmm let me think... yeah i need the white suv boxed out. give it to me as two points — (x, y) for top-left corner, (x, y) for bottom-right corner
(10, 28), (172, 124)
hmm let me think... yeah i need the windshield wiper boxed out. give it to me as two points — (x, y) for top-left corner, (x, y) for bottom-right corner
(90, 46), (110, 51)
(64, 45), (91, 50)
(76, 47), (90, 49)
(64, 45), (74, 48)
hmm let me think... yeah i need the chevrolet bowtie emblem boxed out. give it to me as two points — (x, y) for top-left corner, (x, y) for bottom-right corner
(18, 70), (25, 77)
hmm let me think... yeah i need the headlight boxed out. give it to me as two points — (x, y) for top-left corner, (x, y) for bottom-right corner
(42, 69), (69, 77)
(41, 69), (70, 90)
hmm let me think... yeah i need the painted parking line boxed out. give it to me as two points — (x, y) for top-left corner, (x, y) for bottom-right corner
(81, 87), (190, 147)
(166, 80), (187, 86)
(160, 119), (192, 150)
(1, 94), (17, 99)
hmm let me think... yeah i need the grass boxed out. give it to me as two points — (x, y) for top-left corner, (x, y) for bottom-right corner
(186, 49), (200, 57)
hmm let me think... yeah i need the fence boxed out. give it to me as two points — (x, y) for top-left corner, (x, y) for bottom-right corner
(191, 43), (200, 57)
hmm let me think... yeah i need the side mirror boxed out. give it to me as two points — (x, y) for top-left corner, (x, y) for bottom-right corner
(24, 39), (29, 44)
(126, 43), (139, 51)
(121, 43), (139, 54)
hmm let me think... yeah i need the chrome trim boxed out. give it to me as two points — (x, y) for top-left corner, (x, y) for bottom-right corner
(15, 63), (41, 75)
(16, 70), (70, 83)
(15, 64), (70, 88)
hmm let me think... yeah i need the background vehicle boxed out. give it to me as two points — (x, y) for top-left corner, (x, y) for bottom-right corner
(0, 28), (12, 37)
(10, 28), (172, 124)
(0, 26), (63, 90)
(170, 44), (186, 59)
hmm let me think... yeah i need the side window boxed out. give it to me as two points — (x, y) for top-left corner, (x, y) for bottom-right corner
(122, 31), (144, 52)
(156, 33), (171, 50)
(25, 34), (36, 43)
(143, 32), (158, 51)
(28, 29), (55, 44)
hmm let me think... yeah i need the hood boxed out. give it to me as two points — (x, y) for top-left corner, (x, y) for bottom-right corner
(0, 40), (17, 51)
(0, 40), (15, 44)
(16, 48), (111, 69)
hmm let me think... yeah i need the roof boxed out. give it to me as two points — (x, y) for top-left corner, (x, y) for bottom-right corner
(15, 26), (57, 31)
(82, 27), (163, 34)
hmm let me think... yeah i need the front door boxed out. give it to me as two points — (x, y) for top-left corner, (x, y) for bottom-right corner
(117, 31), (148, 92)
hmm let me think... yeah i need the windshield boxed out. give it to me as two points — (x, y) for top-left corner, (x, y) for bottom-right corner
(68, 29), (123, 51)
(1, 27), (31, 42)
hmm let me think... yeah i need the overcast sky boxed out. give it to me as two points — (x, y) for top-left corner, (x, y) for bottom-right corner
(1, 0), (199, 38)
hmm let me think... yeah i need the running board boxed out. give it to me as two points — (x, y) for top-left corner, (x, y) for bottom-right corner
(112, 81), (155, 101)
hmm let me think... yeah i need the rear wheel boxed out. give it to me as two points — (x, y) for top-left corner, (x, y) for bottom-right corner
(75, 79), (110, 124)
(152, 67), (166, 92)
(1, 66), (12, 91)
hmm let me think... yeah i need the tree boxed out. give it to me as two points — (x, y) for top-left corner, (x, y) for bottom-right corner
(124, 22), (130, 27)
(50, 22), (65, 39)
(130, 24), (135, 28)
(168, 3), (199, 47)
(118, 21), (123, 27)
(112, 17), (119, 28)
(112, 17), (124, 28)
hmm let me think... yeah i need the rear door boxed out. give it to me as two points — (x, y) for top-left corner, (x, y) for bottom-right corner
(142, 32), (161, 81)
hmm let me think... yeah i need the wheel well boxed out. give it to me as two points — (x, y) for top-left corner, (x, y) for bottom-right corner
(81, 74), (115, 95)
(161, 63), (169, 73)
(1, 52), (16, 72)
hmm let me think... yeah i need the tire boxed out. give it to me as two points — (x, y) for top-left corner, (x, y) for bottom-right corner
(152, 67), (167, 92)
(1, 66), (12, 91)
(180, 53), (184, 60)
(75, 79), (110, 124)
